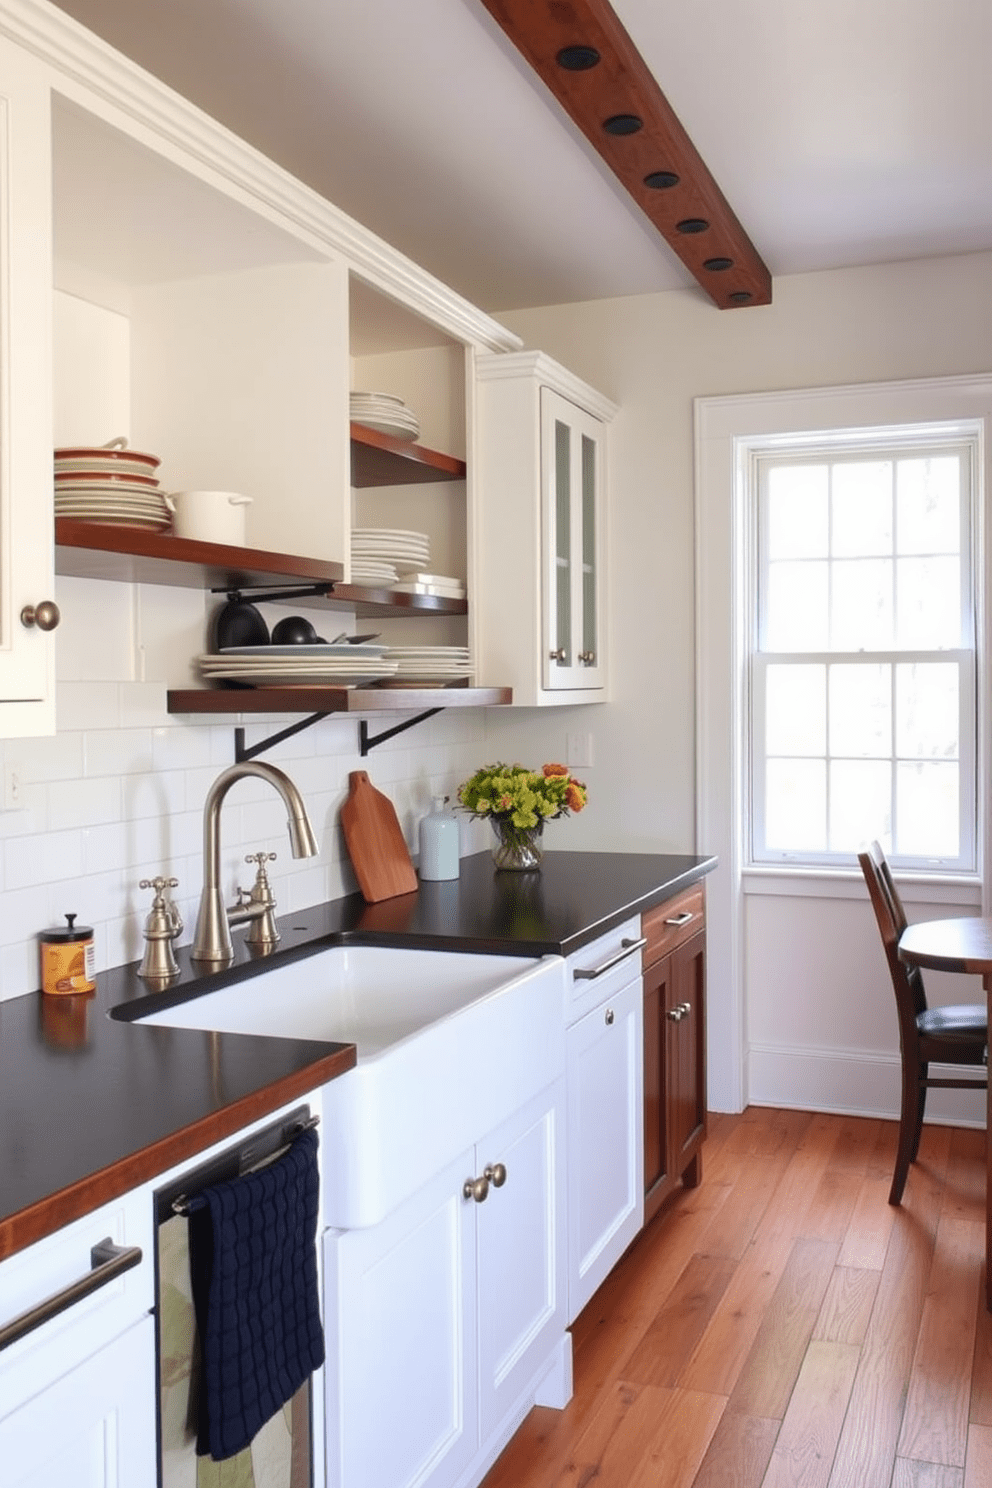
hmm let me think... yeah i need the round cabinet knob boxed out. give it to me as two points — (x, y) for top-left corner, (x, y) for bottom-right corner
(463, 1175), (490, 1203)
(667, 1006), (684, 1022)
(549, 647), (568, 663)
(679, 1002), (692, 1016)
(484, 1162), (507, 1188)
(605, 1008), (615, 1026)
(20, 600), (60, 631)
(579, 650), (596, 664)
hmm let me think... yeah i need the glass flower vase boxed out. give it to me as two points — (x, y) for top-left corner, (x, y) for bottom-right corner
(490, 817), (545, 871)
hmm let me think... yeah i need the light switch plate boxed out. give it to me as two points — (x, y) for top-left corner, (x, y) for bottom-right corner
(566, 732), (594, 769)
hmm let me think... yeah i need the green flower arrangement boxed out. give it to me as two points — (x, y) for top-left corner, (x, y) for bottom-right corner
(457, 761), (588, 830)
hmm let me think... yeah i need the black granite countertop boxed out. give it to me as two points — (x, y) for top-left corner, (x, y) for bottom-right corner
(0, 849), (714, 1259)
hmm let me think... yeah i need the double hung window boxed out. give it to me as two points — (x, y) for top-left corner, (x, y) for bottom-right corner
(749, 427), (978, 870)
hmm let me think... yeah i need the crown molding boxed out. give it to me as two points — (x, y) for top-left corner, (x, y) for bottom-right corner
(0, 0), (522, 353)
(476, 349), (618, 421)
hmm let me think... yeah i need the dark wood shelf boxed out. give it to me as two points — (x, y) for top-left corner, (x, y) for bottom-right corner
(54, 521), (467, 617)
(322, 583), (466, 617)
(167, 684), (511, 716)
(55, 519), (345, 591)
(350, 423), (466, 487)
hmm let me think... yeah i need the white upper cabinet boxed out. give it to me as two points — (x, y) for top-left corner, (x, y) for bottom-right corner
(50, 95), (350, 567)
(0, 37), (56, 735)
(472, 351), (617, 706)
(0, 1), (631, 735)
(540, 385), (606, 692)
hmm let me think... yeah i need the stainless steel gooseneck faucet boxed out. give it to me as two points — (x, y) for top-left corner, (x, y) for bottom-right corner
(191, 760), (318, 964)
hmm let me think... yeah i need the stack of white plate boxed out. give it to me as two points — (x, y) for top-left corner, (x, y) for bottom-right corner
(55, 442), (169, 531)
(393, 570), (466, 599)
(351, 528), (431, 583)
(381, 646), (473, 684)
(349, 391), (420, 443)
(198, 642), (397, 688)
(350, 558), (399, 586)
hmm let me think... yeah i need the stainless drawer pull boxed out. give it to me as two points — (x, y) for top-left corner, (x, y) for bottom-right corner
(0, 1238), (142, 1353)
(573, 936), (646, 981)
(664, 911), (694, 927)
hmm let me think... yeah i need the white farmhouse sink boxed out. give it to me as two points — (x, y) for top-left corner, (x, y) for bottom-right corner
(138, 944), (567, 1228)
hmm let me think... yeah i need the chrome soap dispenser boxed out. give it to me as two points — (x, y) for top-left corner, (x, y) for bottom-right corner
(418, 796), (460, 881)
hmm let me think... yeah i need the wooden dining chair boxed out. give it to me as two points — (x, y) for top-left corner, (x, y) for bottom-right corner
(858, 839), (988, 1205)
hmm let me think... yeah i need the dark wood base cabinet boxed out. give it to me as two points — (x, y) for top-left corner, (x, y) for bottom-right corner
(642, 884), (707, 1224)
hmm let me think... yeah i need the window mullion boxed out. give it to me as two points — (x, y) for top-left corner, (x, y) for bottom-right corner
(749, 428), (977, 872)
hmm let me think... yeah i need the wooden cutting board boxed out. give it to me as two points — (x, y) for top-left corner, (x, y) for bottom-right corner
(341, 770), (418, 902)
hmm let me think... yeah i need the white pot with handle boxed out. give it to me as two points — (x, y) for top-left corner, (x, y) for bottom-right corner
(164, 490), (252, 546)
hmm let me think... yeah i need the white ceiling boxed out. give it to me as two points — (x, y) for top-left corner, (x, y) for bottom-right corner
(49, 0), (992, 315)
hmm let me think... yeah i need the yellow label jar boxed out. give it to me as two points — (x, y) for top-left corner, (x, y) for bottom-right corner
(39, 913), (96, 996)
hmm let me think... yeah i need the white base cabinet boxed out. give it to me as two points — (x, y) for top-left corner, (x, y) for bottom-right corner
(0, 1314), (157, 1488)
(566, 975), (644, 1322)
(564, 918), (645, 1323)
(323, 1081), (567, 1488)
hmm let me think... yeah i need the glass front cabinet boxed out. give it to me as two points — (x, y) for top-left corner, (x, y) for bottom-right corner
(541, 385), (605, 692)
(473, 351), (617, 707)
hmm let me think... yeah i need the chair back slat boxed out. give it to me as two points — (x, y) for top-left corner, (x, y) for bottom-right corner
(858, 840), (928, 1023)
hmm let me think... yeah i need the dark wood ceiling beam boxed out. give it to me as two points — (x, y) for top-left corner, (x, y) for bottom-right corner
(477, 0), (772, 308)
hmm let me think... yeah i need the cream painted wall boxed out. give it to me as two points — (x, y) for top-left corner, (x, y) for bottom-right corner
(491, 251), (992, 1122)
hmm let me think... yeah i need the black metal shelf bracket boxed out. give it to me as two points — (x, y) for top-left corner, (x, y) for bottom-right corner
(360, 709), (444, 757)
(234, 713), (331, 764)
(233, 705), (447, 762)
(212, 583), (337, 602)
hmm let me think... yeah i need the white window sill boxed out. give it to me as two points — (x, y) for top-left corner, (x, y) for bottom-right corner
(741, 865), (982, 906)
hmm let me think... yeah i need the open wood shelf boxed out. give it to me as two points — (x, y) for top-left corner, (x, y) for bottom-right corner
(350, 423), (466, 487)
(167, 684), (511, 716)
(54, 519), (345, 591)
(54, 521), (467, 616)
(321, 584), (466, 617)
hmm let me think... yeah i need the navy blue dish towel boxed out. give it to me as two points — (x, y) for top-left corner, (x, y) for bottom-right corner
(188, 1125), (325, 1461)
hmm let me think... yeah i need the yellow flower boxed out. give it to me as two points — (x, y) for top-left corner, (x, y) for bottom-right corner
(457, 761), (590, 824)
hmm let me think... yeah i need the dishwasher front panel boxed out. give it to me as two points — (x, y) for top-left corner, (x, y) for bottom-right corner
(155, 1105), (315, 1488)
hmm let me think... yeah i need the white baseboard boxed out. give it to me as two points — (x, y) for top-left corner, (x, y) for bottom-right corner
(747, 1043), (987, 1128)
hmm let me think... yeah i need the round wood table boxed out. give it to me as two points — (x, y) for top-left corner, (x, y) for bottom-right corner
(899, 916), (992, 1307)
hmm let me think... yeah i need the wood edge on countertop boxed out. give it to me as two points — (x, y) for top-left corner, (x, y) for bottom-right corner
(1, 850), (717, 1262)
(0, 1042), (355, 1262)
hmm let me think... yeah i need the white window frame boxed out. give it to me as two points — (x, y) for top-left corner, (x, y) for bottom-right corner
(746, 425), (979, 872)
(694, 375), (992, 1116)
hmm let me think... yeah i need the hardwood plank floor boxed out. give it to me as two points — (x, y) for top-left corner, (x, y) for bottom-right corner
(480, 1108), (991, 1488)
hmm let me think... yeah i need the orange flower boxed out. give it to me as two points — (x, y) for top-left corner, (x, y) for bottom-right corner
(566, 783), (586, 813)
(543, 762), (569, 777)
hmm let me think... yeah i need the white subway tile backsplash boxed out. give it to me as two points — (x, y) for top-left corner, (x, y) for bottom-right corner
(15, 732), (84, 783)
(7, 828), (85, 890)
(120, 769), (186, 822)
(79, 821), (128, 876)
(0, 881), (56, 946)
(0, 790), (48, 841)
(151, 723), (216, 773)
(134, 582), (208, 687)
(85, 727), (154, 778)
(49, 776), (122, 831)
(57, 680), (123, 732)
(119, 681), (171, 728)
(1, 940), (37, 1002)
(55, 576), (135, 683)
(0, 592), (502, 1002)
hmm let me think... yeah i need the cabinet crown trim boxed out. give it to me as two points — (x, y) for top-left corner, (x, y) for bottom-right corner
(0, 0), (522, 354)
(476, 350), (619, 421)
